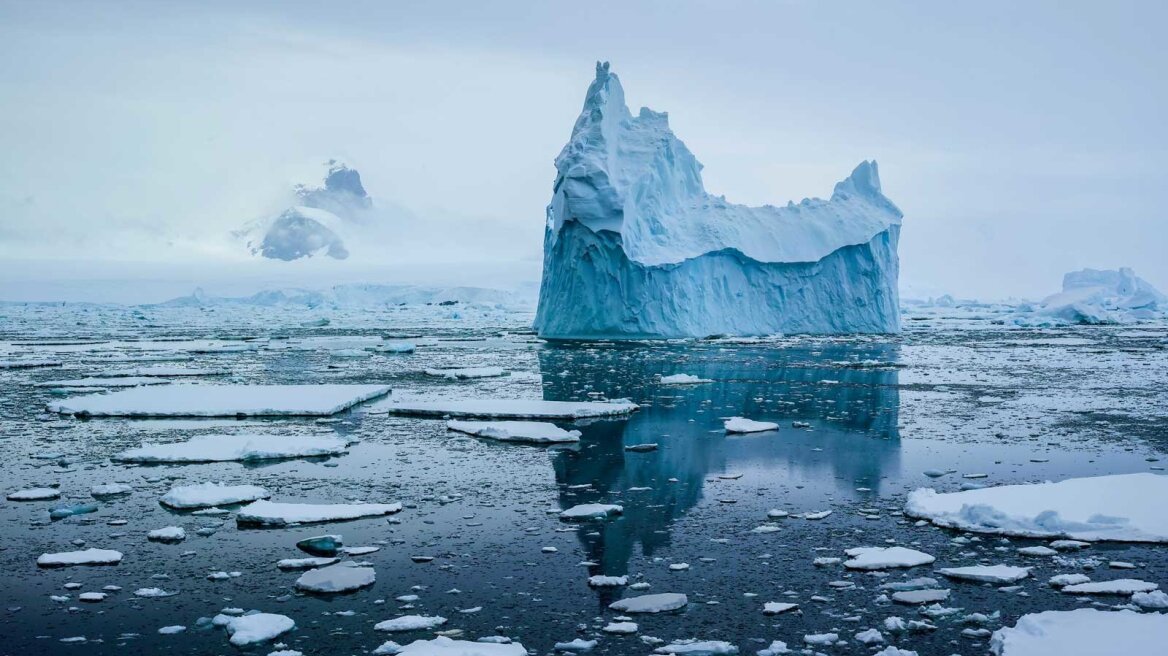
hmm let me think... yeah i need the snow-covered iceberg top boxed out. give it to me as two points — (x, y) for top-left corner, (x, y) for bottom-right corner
(905, 473), (1168, 542)
(1015, 267), (1168, 325)
(547, 62), (901, 267)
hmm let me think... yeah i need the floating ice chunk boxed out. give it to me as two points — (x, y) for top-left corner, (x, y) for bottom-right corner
(134, 587), (177, 598)
(374, 341), (416, 354)
(373, 641), (403, 655)
(554, 638), (597, 651)
(560, 504), (623, 521)
(78, 592), (106, 602)
(395, 637), (526, 655)
(1132, 590), (1168, 609)
(91, 483), (132, 498)
(603, 621), (638, 634)
(1017, 546), (1057, 556)
(1049, 539), (1091, 550)
(294, 563), (376, 593)
(147, 526), (186, 543)
(757, 641), (791, 656)
(225, 613), (295, 647)
(160, 483), (270, 509)
(374, 615), (448, 632)
(653, 639), (738, 654)
(49, 384), (391, 417)
(659, 374), (713, 385)
(891, 589), (950, 605)
(763, 602), (798, 615)
(751, 524), (781, 534)
(588, 575), (628, 587)
(854, 628), (884, 644)
(100, 366), (228, 377)
(424, 367), (508, 380)
(386, 397), (638, 419)
(1048, 574), (1091, 587)
(1060, 579), (1159, 595)
(447, 420), (581, 444)
(938, 565), (1031, 584)
(989, 608), (1168, 655)
(803, 633), (838, 646)
(844, 547), (935, 570)
(905, 473), (1168, 542)
(801, 510), (833, 520)
(608, 593), (688, 613)
(724, 418), (778, 433)
(237, 500), (402, 526)
(873, 648), (918, 656)
(7, 487), (61, 501)
(297, 535), (342, 556)
(158, 625), (186, 634)
(49, 503), (98, 520)
(116, 434), (350, 463)
(37, 548), (123, 567)
(36, 376), (171, 388)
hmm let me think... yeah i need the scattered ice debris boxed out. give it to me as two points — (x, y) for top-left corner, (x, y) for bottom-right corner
(49, 384), (391, 417)
(297, 535), (342, 556)
(1132, 590), (1168, 609)
(207, 571), (241, 580)
(905, 473), (1168, 542)
(659, 374), (713, 385)
(395, 637), (526, 655)
(892, 589), (950, 605)
(653, 639), (738, 654)
(588, 575), (628, 587)
(385, 397), (638, 419)
(424, 367), (508, 380)
(160, 483), (270, 509)
(1060, 579), (1159, 595)
(763, 601), (798, 615)
(294, 563), (376, 593)
(555, 638), (598, 651)
(116, 434), (350, 463)
(7, 487), (61, 501)
(938, 565), (1031, 584)
(844, 546), (935, 570)
(224, 613), (295, 647)
(91, 483), (132, 498)
(37, 548), (123, 567)
(237, 501), (403, 526)
(603, 621), (638, 634)
(446, 420), (581, 444)
(147, 526), (186, 543)
(560, 504), (623, 521)
(99, 366), (228, 377)
(608, 593), (688, 613)
(374, 615), (449, 632)
(989, 608), (1168, 655)
(723, 417), (778, 433)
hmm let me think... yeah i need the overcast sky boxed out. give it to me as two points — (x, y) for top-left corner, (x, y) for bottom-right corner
(0, 0), (1164, 301)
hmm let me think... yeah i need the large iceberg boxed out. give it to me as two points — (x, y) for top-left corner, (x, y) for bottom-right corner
(534, 62), (903, 339)
(1016, 267), (1167, 325)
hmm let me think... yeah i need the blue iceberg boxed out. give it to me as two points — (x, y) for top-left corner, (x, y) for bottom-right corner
(534, 62), (903, 338)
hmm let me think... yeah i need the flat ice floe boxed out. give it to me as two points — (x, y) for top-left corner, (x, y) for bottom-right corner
(160, 483), (270, 509)
(374, 615), (448, 632)
(115, 434), (350, 463)
(424, 367), (508, 379)
(7, 487), (61, 501)
(905, 473), (1168, 542)
(277, 556), (339, 570)
(937, 565), (1030, 584)
(224, 613), (295, 647)
(608, 592), (688, 613)
(990, 608), (1168, 655)
(49, 384), (391, 417)
(294, 563), (376, 593)
(236, 500), (403, 526)
(385, 397), (638, 419)
(447, 420), (581, 444)
(560, 503), (623, 520)
(36, 376), (171, 388)
(1060, 578), (1159, 595)
(395, 637), (526, 655)
(659, 374), (713, 384)
(844, 547), (935, 570)
(653, 639), (738, 654)
(98, 366), (228, 377)
(723, 417), (778, 433)
(37, 548), (123, 567)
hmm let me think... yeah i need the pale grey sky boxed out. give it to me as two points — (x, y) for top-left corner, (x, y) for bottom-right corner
(0, 0), (1164, 301)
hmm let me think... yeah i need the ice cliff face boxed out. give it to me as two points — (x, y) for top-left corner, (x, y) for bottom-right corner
(241, 160), (373, 261)
(534, 62), (903, 338)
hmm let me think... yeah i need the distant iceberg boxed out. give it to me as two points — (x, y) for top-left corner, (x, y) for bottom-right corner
(534, 62), (903, 339)
(1015, 267), (1166, 325)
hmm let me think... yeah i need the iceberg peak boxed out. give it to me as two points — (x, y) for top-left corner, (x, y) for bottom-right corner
(535, 64), (903, 339)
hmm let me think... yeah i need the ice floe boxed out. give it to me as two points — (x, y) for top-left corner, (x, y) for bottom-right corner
(224, 613), (295, 647)
(905, 473), (1168, 542)
(91, 483), (132, 498)
(49, 384), (391, 417)
(37, 548), (123, 567)
(609, 593), (688, 613)
(277, 556), (340, 570)
(653, 639), (738, 654)
(844, 546), (935, 570)
(147, 526), (186, 543)
(36, 376), (172, 388)
(385, 397), (638, 419)
(115, 434), (350, 463)
(374, 615), (448, 632)
(236, 500), (403, 526)
(7, 487), (61, 501)
(294, 562), (376, 593)
(424, 367), (508, 379)
(659, 374), (713, 385)
(446, 420), (581, 444)
(990, 608), (1167, 655)
(1060, 578), (1159, 595)
(937, 565), (1031, 584)
(395, 637), (525, 655)
(159, 483), (270, 509)
(723, 417), (778, 433)
(560, 504), (623, 521)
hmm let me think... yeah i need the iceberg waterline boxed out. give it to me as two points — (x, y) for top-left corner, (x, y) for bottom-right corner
(534, 62), (902, 339)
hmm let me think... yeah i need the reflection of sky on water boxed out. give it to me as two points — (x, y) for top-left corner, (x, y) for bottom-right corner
(538, 341), (901, 581)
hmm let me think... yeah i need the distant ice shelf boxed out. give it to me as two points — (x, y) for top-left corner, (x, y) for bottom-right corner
(534, 62), (902, 339)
